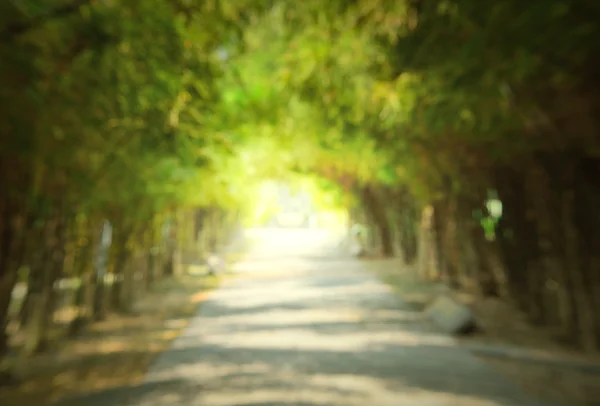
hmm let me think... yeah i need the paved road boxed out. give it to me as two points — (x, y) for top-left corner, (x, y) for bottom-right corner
(55, 228), (563, 406)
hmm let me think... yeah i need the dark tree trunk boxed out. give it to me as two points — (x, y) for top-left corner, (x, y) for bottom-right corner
(0, 202), (18, 358)
(570, 155), (600, 350)
(361, 185), (394, 257)
(494, 165), (540, 314)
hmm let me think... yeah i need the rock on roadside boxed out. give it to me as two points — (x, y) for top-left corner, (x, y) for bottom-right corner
(426, 295), (477, 335)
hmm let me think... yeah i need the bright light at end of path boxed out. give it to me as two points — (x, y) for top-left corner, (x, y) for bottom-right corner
(244, 227), (332, 252)
(246, 179), (348, 231)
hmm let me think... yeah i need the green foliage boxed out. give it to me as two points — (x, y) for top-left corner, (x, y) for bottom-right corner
(2, 0), (597, 235)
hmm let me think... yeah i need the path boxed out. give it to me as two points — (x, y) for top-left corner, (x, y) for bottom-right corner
(54, 228), (565, 406)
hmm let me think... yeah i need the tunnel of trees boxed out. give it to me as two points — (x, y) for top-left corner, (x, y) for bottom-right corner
(1, 0), (600, 376)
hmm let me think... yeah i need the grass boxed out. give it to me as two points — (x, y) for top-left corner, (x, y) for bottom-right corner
(0, 265), (234, 406)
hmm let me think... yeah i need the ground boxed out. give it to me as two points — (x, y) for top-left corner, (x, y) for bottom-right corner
(367, 258), (600, 405)
(0, 271), (223, 405)
(2, 229), (599, 405)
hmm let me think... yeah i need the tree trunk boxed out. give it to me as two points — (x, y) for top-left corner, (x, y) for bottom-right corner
(121, 251), (135, 313)
(69, 218), (96, 335)
(361, 185), (394, 257)
(417, 205), (437, 280)
(494, 166), (539, 313)
(0, 200), (20, 357)
(146, 249), (155, 290)
(110, 224), (132, 312)
(432, 197), (456, 286)
(22, 218), (54, 354)
(569, 155), (600, 350)
(165, 210), (183, 276)
(23, 290), (50, 354)
(394, 189), (419, 264)
(92, 220), (111, 320)
(458, 192), (503, 297)
(23, 210), (67, 354)
(21, 255), (45, 327)
(18, 213), (43, 326)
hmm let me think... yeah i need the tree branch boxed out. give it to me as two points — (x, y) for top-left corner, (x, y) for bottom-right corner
(1, 0), (92, 43)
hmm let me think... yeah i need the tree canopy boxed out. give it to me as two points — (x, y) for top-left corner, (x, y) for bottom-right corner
(5, 0), (595, 221)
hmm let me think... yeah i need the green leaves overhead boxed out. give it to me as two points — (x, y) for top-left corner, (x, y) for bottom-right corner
(2, 0), (597, 227)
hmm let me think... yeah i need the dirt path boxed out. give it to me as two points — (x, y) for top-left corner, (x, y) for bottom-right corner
(52, 229), (567, 406)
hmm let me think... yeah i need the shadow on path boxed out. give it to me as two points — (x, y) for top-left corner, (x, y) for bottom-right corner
(52, 339), (559, 406)
(51, 231), (570, 406)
